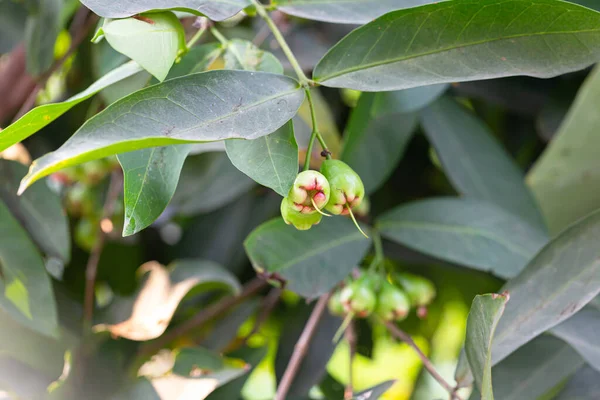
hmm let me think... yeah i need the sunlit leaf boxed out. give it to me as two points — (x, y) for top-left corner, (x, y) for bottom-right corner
(528, 65), (600, 234)
(19, 70), (304, 193)
(0, 200), (58, 337)
(314, 0), (600, 91)
(0, 61), (143, 152)
(102, 12), (184, 81)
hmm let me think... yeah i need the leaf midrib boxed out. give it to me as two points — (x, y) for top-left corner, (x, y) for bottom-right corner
(316, 28), (600, 81)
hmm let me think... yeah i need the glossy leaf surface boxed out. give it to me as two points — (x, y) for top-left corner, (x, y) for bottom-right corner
(226, 121), (298, 197)
(245, 217), (371, 298)
(314, 0), (600, 91)
(20, 70), (304, 193)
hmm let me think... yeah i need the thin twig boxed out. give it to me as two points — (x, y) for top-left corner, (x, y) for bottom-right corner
(344, 320), (356, 400)
(83, 171), (123, 325)
(140, 277), (269, 357)
(384, 321), (461, 400)
(12, 8), (98, 122)
(244, 287), (282, 342)
(275, 293), (330, 400)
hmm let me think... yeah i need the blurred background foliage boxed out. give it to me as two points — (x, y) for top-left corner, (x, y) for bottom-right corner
(1, 0), (600, 399)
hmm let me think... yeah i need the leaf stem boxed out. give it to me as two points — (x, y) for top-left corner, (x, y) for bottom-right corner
(186, 22), (207, 49)
(303, 89), (331, 170)
(210, 26), (229, 47)
(251, 0), (309, 85)
(384, 320), (461, 399)
(344, 320), (356, 400)
(275, 292), (330, 400)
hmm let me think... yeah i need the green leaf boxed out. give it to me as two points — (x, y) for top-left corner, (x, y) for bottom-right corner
(222, 39), (295, 196)
(80, 0), (249, 20)
(224, 39), (283, 74)
(0, 200), (58, 337)
(352, 380), (396, 399)
(117, 43), (226, 236)
(118, 145), (191, 236)
(172, 151), (255, 216)
(166, 42), (224, 80)
(552, 306), (600, 372)
(0, 61), (143, 153)
(0, 160), (70, 263)
(487, 209), (600, 369)
(554, 366), (600, 400)
(111, 378), (160, 400)
(469, 336), (584, 400)
(313, 0), (600, 91)
(244, 217), (371, 298)
(0, 0), (27, 53)
(341, 92), (419, 194)
(277, 0), (437, 24)
(377, 198), (548, 279)
(465, 293), (509, 400)
(24, 0), (61, 75)
(102, 12), (185, 82)
(421, 96), (545, 228)
(172, 347), (225, 376)
(527, 65), (600, 234)
(226, 120), (298, 197)
(19, 70), (304, 193)
(372, 83), (448, 114)
(95, 259), (240, 340)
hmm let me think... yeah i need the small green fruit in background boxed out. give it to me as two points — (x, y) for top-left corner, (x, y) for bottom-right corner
(320, 160), (364, 216)
(395, 272), (436, 319)
(66, 183), (95, 217)
(375, 282), (411, 322)
(75, 217), (99, 251)
(280, 197), (322, 230)
(339, 276), (377, 318)
(287, 170), (330, 214)
(328, 289), (346, 317)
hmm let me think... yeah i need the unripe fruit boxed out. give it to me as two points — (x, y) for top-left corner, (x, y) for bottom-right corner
(339, 277), (377, 318)
(395, 272), (436, 307)
(287, 170), (330, 214)
(375, 282), (411, 322)
(280, 197), (322, 230)
(320, 160), (364, 216)
(328, 290), (346, 317)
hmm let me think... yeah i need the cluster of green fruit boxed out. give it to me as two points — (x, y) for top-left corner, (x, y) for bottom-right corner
(329, 272), (436, 322)
(52, 158), (122, 251)
(280, 159), (366, 233)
